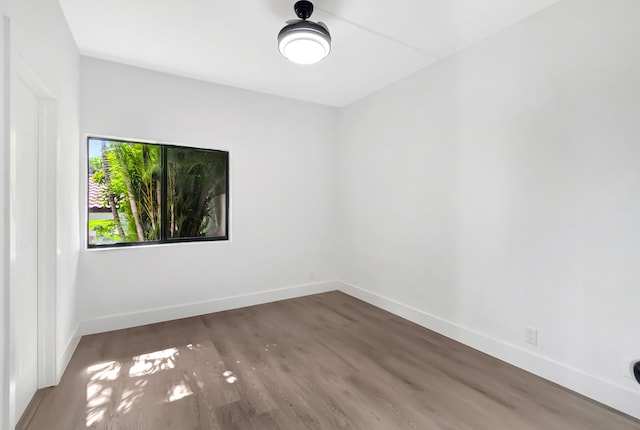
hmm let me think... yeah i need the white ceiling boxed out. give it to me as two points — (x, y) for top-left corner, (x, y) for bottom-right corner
(58, 0), (560, 107)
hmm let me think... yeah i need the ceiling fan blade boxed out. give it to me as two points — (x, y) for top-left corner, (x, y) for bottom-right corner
(285, 19), (303, 24)
(317, 21), (329, 31)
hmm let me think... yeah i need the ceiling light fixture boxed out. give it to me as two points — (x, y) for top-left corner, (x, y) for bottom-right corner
(278, 1), (331, 65)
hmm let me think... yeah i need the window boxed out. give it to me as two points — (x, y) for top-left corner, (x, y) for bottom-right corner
(87, 137), (228, 247)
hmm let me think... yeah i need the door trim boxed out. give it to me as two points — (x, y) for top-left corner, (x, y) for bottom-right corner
(1, 14), (10, 430)
(13, 52), (58, 389)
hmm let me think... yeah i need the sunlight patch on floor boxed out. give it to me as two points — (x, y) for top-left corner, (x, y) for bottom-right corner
(84, 347), (180, 426)
(117, 379), (147, 414)
(223, 370), (238, 384)
(186, 343), (203, 351)
(129, 347), (178, 377)
(166, 381), (194, 402)
(86, 383), (113, 426)
(88, 361), (121, 381)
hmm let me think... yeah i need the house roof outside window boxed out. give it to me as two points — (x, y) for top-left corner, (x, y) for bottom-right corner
(88, 176), (111, 213)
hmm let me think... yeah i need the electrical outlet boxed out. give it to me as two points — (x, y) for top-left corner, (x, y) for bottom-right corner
(526, 327), (538, 346)
(309, 271), (316, 281)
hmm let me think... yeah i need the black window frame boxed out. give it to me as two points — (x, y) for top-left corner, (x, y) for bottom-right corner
(87, 136), (229, 249)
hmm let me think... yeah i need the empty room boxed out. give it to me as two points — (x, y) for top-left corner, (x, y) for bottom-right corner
(1, 0), (640, 429)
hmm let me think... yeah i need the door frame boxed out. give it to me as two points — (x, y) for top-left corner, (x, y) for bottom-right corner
(1, 15), (9, 430)
(4, 17), (58, 426)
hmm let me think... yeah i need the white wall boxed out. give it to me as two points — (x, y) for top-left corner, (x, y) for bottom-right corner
(0, 13), (8, 429)
(1, 0), (80, 426)
(78, 57), (339, 332)
(337, 0), (640, 419)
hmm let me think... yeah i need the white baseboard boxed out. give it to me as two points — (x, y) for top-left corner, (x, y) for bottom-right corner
(337, 281), (640, 420)
(79, 280), (340, 336)
(57, 324), (80, 383)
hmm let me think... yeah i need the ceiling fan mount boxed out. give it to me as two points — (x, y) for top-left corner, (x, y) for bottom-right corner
(294, 1), (314, 20)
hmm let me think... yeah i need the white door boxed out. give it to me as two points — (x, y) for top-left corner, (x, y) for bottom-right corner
(10, 75), (40, 421)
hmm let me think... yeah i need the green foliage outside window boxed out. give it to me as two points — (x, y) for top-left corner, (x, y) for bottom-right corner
(88, 137), (228, 247)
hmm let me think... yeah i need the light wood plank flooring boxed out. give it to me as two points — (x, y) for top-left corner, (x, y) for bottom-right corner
(25, 291), (640, 429)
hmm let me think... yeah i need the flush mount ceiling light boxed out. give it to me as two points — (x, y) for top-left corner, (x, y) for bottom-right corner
(278, 1), (331, 65)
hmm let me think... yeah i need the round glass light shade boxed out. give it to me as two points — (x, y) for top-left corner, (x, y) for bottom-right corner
(278, 21), (331, 65)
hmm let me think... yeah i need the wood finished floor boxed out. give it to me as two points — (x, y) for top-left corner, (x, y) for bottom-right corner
(26, 291), (640, 430)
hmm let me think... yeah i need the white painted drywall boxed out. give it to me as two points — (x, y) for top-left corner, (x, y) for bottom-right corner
(78, 57), (339, 328)
(337, 0), (640, 419)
